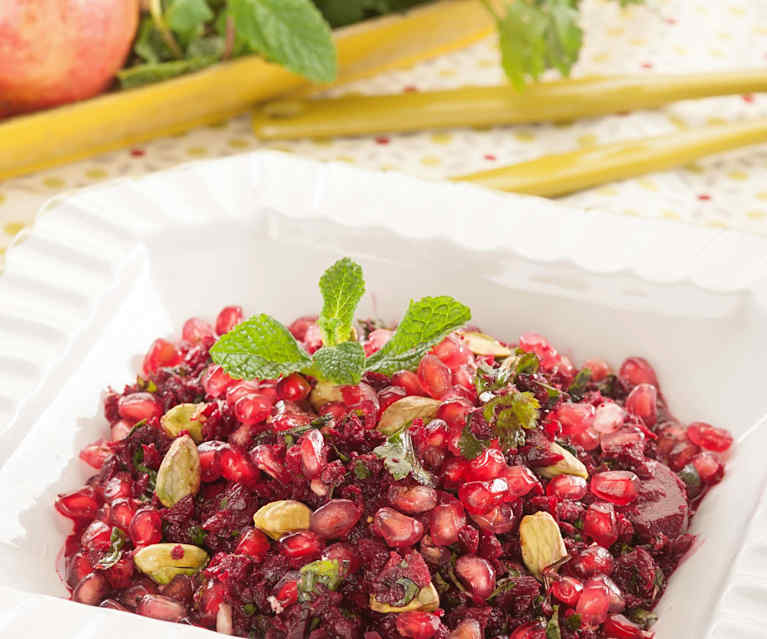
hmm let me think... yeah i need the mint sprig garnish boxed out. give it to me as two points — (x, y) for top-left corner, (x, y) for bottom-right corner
(209, 258), (471, 385)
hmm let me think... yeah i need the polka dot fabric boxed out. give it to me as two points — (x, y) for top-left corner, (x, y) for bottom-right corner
(2, 0), (767, 265)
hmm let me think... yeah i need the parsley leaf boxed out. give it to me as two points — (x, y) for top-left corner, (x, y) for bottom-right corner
(567, 367), (591, 401)
(374, 427), (435, 486)
(312, 342), (366, 384)
(166, 0), (214, 47)
(366, 296), (471, 375)
(458, 423), (487, 460)
(482, 391), (540, 451)
(318, 257), (365, 346)
(210, 313), (312, 379)
(96, 528), (128, 569)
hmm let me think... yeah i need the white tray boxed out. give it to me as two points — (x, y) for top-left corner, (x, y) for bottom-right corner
(1, 152), (766, 638)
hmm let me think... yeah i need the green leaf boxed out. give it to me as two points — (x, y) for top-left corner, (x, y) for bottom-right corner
(134, 16), (177, 63)
(229, 0), (337, 83)
(188, 525), (207, 547)
(393, 577), (420, 606)
(166, 0), (214, 47)
(298, 559), (343, 600)
(546, 604), (561, 639)
(567, 367), (592, 401)
(353, 460), (371, 479)
(365, 296), (471, 375)
(118, 57), (216, 88)
(210, 313), (312, 380)
(482, 391), (540, 451)
(311, 341), (366, 385)
(374, 428), (435, 486)
(187, 34), (226, 58)
(627, 607), (658, 629)
(318, 257), (365, 346)
(543, 0), (583, 77)
(96, 528), (128, 569)
(458, 423), (487, 460)
(563, 613), (582, 632)
(494, 0), (548, 90)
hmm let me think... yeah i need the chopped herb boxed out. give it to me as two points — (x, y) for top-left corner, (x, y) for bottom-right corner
(298, 559), (343, 600)
(482, 390), (540, 451)
(243, 603), (257, 616)
(567, 367), (592, 401)
(393, 577), (420, 606)
(353, 460), (371, 479)
(374, 427), (435, 487)
(96, 527), (127, 569)
(628, 608), (659, 629)
(563, 613), (582, 632)
(458, 422), (487, 460)
(188, 525), (207, 547)
(546, 605), (561, 639)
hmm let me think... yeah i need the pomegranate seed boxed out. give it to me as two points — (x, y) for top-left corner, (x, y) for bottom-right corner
(73, 572), (110, 605)
(692, 451), (724, 484)
(571, 427), (601, 451)
(79, 440), (112, 469)
(137, 593), (187, 622)
(572, 544), (615, 578)
(418, 354), (452, 399)
(274, 576), (298, 607)
(576, 577), (611, 626)
(142, 338), (182, 376)
(510, 622), (546, 639)
(459, 479), (508, 515)
(583, 358), (610, 381)
(118, 392), (162, 423)
(236, 528), (270, 559)
(430, 502), (466, 545)
(373, 507), (424, 547)
(111, 420), (132, 441)
(547, 475), (587, 500)
(388, 484), (438, 514)
(502, 465), (540, 498)
(110, 498), (137, 530)
(448, 618), (482, 639)
(105, 556), (135, 589)
(590, 471), (640, 506)
(603, 614), (654, 638)
(202, 365), (236, 398)
(625, 384), (658, 427)
(656, 422), (685, 457)
(439, 399), (473, 431)
(593, 403), (625, 434)
(469, 502), (517, 534)
(275, 373), (311, 401)
(103, 471), (132, 502)
(686, 422), (733, 452)
(310, 499), (362, 538)
(668, 440), (700, 471)
(557, 403), (595, 436)
(452, 364), (477, 395)
(250, 444), (290, 484)
(279, 530), (323, 559)
(299, 429), (327, 479)
(378, 385), (408, 413)
(619, 357), (658, 387)
(56, 486), (100, 522)
(67, 551), (94, 588)
(303, 323), (324, 353)
(100, 599), (129, 611)
(396, 611), (441, 639)
(198, 440), (227, 481)
(288, 316), (316, 341)
(455, 554), (495, 602)
(551, 575), (583, 606)
(392, 370), (427, 396)
(220, 445), (257, 482)
(215, 306), (244, 335)
(432, 334), (473, 370)
(81, 521), (113, 552)
(590, 574), (625, 613)
(129, 507), (162, 546)
(182, 318), (215, 344)
(322, 542), (361, 576)
(420, 534), (451, 565)
(441, 457), (467, 488)
(270, 400), (315, 432)
(196, 580), (227, 623)
(119, 579), (157, 609)
(364, 329), (393, 357)
(233, 392), (273, 426)
(466, 448), (507, 481)
(600, 426), (645, 456)
(584, 502), (619, 548)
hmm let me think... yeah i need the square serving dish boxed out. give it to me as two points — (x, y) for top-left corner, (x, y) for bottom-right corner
(1, 152), (767, 638)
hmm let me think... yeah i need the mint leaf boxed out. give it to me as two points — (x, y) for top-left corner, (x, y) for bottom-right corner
(458, 423), (487, 460)
(229, 0), (337, 83)
(134, 16), (176, 63)
(374, 428), (435, 486)
(318, 257), (365, 346)
(365, 296), (471, 375)
(493, 0), (548, 90)
(482, 391), (540, 451)
(311, 342), (365, 385)
(210, 313), (312, 379)
(166, 0), (214, 47)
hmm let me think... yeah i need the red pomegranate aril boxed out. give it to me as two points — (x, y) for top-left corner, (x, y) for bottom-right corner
(288, 315), (316, 341)
(103, 471), (133, 501)
(105, 556), (135, 589)
(299, 429), (327, 479)
(118, 392), (162, 423)
(160, 574), (194, 606)
(311, 499), (362, 539)
(686, 422), (733, 452)
(81, 520), (113, 552)
(111, 420), (132, 442)
(418, 354), (452, 399)
(619, 357), (658, 387)
(466, 448), (507, 481)
(503, 465), (540, 499)
(590, 471), (640, 506)
(396, 611), (441, 639)
(459, 479), (507, 515)
(198, 440), (227, 481)
(547, 475), (588, 500)
(220, 445), (257, 483)
(572, 427), (602, 452)
(119, 579), (157, 609)
(233, 392), (272, 426)
(129, 508), (162, 547)
(557, 402), (595, 436)
(576, 578), (611, 626)
(182, 317), (215, 344)
(388, 484), (438, 514)
(56, 486), (101, 522)
(100, 599), (129, 611)
(79, 440), (112, 469)
(137, 593), (187, 622)
(392, 370), (427, 396)
(439, 399), (473, 433)
(603, 614), (654, 639)
(455, 554), (495, 602)
(584, 502), (619, 548)
(510, 621), (546, 639)
(279, 530), (323, 559)
(448, 618), (482, 639)
(373, 507), (425, 548)
(692, 451), (724, 484)
(441, 457), (467, 488)
(67, 551), (94, 588)
(430, 502), (467, 546)
(668, 440), (701, 471)
(572, 544), (614, 578)
(196, 580), (227, 622)
(215, 305), (244, 335)
(277, 373), (312, 402)
(590, 574), (625, 613)
(656, 422), (685, 457)
(364, 328), (393, 357)
(469, 502), (517, 534)
(593, 403), (626, 434)
(601, 426), (645, 456)
(73, 572), (110, 605)
(378, 385), (408, 413)
(583, 358), (611, 381)
(202, 365), (236, 398)
(274, 577), (298, 608)
(323, 542), (361, 576)
(236, 528), (270, 559)
(625, 383), (658, 427)
(110, 498), (137, 530)
(432, 334), (473, 371)
(250, 444), (290, 484)
(551, 575), (583, 606)
(142, 338), (182, 376)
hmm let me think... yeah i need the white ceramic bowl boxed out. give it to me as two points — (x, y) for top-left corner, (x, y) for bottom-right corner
(1, 152), (767, 638)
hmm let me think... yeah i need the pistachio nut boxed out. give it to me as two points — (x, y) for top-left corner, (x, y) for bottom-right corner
(134, 543), (209, 584)
(370, 582), (439, 613)
(538, 442), (589, 480)
(459, 331), (512, 358)
(155, 435), (201, 507)
(309, 381), (344, 411)
(253, 499), (312, 540)
(160, 403), (207, 443)
(519, 511), (568, 579)
(377, 396), (441, 436)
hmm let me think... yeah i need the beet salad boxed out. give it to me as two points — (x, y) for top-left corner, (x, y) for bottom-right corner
(55, 258), (733, 639)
